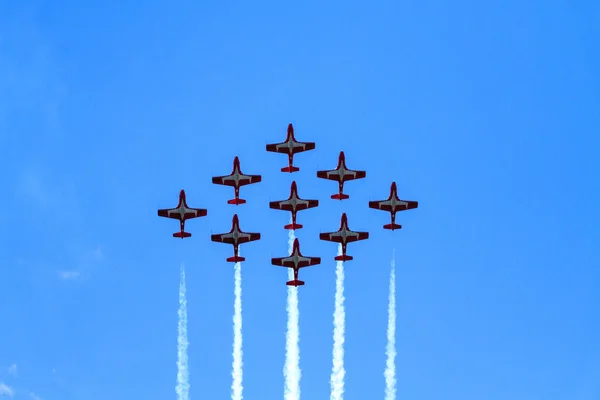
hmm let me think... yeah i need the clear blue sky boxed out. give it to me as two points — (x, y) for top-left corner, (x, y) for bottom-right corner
(1, 1), (599, 399)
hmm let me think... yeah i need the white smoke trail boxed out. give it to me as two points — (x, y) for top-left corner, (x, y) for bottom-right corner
(284, 228), (301, 400)
(232, 254), (244, 400)
(177, 264), (190, 400)
(384, 250), (397, 400)
(330, 243), (346, 400)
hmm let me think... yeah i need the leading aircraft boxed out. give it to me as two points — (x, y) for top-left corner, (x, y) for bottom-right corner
(211, 214), (260, 262)
(269, 180), (319, 230)
(368, 181), (418, 230)
(271, 238), (321, 286)
(317, 151), (366, 200)
(320, 213), (369, 261)
(157, 189), (208, 238)
(212, 156), (262, 205)
(266, 123), (316, 172)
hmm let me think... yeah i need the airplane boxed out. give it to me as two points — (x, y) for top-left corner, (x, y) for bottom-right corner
(212, 156), (262, 205)
(266, 123), (316, 172)
(368, 181), (418, 230)
(271, 238), (321, 286)
(269, 180), (319, 230)
(157, 189), (208, 238)
(319, 213), (369, 261)
(211, 214), (260, 262)
(316, 151), (366, 200)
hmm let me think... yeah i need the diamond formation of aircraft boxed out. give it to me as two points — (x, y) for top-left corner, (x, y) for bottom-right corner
(266, 123), (316, 173)
(317, 151), (366, 200)
(269, 180), (319, 230)
(212, 156), (262, 205)
(211, 214), (260, 263)
(271, 238), (321, 286)
(157, 123), (418, 287)
(369, 181), (419, 230)
(157, 189), (208, 238)
(320, 213), (369, 261)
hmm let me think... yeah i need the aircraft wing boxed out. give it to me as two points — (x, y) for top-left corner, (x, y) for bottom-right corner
(212, 173), (262, 187)
(368, 199), (418, 212)
(271, 256), (321, 268)
(157, 207), (207, 220)
(269, 199), (319, 212)
(319, 230), (369, 243)
(211, 231), (261, 244)
(316, 168), (366, 182)
(266, 141), (315, 154)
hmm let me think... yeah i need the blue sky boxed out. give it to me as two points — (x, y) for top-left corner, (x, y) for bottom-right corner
(1, 1), (599, 399)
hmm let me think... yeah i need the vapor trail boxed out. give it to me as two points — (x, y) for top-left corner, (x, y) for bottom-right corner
(232, 254), (244, 400)
(330, 243), (346, 400)
(384, 250), (397, 400)
(284, 228), (301, 400)
(177, 264), (190, 400)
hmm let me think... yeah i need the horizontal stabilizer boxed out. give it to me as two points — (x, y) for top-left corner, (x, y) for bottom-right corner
(226, 255), (246, 263)
(284, 223), (303, 230)
(334, 254), (353, 262)
(383, 223), (402, 230)
(281, 166), (300, 173)
(286, 280), (305, 287)
(173, 231), (192, 238)
(331, 193), (350, 200)
(227, 198), (247, 205)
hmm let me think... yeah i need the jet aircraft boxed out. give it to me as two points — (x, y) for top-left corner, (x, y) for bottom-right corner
(320, 213), (369, 261)
(157, 189), (208, 238)
(317, 151), (366, 200)
(212, 156), (262, 205)
(211, 214), (260, 262)
(269, 181), (319, 230)
(266, 123), (316, 172)
(271, 238), (321, 286)
(368, 181), (418, 230)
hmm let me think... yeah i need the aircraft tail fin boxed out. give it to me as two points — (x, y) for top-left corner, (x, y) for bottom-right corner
(383, 223), (402, 230)
(284, 223), (303, 230)
(226, 255), (246, 263)
(331, 193), (350, 200)
(334, 254), (353, 262)
(286, 279), (305, 287)
(281, 166), (300, 173)
(227, 198), (247, 205)
(173, 231), (192, 238)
